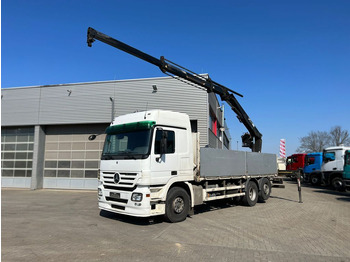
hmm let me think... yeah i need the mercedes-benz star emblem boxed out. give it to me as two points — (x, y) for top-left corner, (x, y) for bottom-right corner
(113, 173), (120, 184)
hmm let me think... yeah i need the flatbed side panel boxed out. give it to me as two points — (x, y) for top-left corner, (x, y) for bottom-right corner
(200, 148), (246, 177)
(199, 148), (277, 177)
(247, 152), (278, 175)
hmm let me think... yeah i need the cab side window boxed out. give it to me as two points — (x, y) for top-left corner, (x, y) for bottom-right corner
(154, 130), (175, 154)
(324, 152), (335, 163)
(306, 157), (315, 165)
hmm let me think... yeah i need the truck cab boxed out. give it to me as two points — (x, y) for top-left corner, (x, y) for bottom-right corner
(321, 146), (350, 190)
(285, 154), (307, 179)
(286, 154), (307, 171)
(344, 150), (350, 190)
(303, 153), (322, 183)
(98, 110), (194, 218)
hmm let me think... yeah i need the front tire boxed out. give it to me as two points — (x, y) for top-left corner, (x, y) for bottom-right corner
(165, 187), (190, 223)
(242, 181), (258, 206)
(310, 173), (321, 186)
(331, 177), (345, 191)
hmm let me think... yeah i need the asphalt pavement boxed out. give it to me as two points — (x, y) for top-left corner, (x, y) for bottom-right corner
(2, 180), (350, 261)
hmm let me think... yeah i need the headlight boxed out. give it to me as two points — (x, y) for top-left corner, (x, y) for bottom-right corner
(131, 193), (143, 202)
(98, 188), (102, 197)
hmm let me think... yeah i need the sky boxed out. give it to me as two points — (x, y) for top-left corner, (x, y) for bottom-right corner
(2, 0), (350, 155)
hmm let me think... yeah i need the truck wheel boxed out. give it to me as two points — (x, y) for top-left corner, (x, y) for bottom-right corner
(242, 181), (258, 206)
(331, 177), (345, 191)
(165, 187), (190, 223)
(310, 174), (321, 186)
(258, 178), (271, 202)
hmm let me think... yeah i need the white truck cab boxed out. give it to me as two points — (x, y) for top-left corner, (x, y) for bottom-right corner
(98, 110), (194, 218)
(321, 145), (350, 189)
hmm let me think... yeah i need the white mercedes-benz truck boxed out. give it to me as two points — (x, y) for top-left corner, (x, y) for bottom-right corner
(87, 28), (282, 222)
(97, 110), (279, 222)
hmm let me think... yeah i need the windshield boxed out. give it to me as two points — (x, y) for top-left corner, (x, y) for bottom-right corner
(102, 129), (152, 160)
(346, 151), (350, 166)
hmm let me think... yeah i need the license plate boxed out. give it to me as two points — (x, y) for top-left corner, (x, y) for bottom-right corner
(110, 192), (120, 199)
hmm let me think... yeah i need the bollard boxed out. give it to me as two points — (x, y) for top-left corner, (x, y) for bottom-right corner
(296, 170), (303, 203)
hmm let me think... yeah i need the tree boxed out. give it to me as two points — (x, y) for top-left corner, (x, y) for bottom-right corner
(296, 131), (331, 153)
(297, 126), (350, 153)
(329, 126), (350, 146)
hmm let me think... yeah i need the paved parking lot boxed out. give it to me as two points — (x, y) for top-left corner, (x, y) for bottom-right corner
(2, 181), (350, 262)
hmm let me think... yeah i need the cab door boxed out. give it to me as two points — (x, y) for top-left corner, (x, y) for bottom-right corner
(344, 151), (350, 179)
(322, 151), (337, 172)
(150, 128), (179, 185)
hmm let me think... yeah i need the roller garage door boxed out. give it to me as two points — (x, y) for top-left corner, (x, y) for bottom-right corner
(43, 124), (107, 189)
(1, 127), (34, 188)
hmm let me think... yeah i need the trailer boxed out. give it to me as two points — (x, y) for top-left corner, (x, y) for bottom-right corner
(87, 28), (282, 222)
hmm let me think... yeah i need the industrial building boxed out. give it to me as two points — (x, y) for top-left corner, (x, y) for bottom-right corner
(1, 76), (231, 190)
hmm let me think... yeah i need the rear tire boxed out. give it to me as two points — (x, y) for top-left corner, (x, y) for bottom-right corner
(242, 181), (258, 206)
(258, 178), (271, 202)
(165, 187), (190, 223)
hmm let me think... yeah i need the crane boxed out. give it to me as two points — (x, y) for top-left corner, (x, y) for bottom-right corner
(87, 27), (262, 152)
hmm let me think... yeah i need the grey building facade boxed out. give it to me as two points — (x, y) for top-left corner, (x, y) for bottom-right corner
(1, 76), (230, 190)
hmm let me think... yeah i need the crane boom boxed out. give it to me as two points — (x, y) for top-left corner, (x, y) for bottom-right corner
(87, 27), (262, 152)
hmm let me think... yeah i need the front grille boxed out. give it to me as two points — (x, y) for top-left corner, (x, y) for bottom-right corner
(102, 172), (139, 190)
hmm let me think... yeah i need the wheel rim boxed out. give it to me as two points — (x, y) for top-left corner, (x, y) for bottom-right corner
(249, 187), (257, 201)
(173, 197), (185, 214)
(333, 179), (342, 188)
(263, 183), (270, 195)
(311, 177), (318, 184)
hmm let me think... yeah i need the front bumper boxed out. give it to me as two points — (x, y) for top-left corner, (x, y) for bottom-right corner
(98, 185), (165, 217)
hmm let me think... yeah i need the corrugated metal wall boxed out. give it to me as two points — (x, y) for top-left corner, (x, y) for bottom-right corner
(1, 87), (41, 125)
(2, 76), (209, 147)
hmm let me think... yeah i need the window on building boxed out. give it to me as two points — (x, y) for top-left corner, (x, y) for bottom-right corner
(209, 111), (217, 136)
